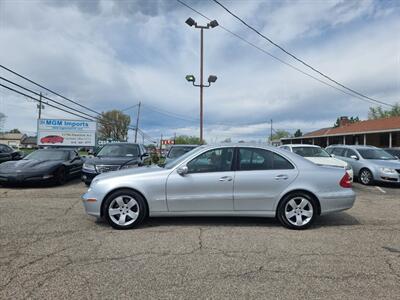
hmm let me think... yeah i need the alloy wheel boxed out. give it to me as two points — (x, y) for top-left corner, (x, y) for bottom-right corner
(360, 170), (372, 185)
(284, 197), (314, 227)
(108, 196), (139, 226)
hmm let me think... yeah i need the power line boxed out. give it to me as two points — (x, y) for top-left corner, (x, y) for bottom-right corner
(0, 64), (103, 115)
(211, 0), (396, 108)
(176, 0), (394, 108)
(0, 83), (99, 122)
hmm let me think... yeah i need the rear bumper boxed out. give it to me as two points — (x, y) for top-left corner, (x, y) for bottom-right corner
(319, 189), (356, 215)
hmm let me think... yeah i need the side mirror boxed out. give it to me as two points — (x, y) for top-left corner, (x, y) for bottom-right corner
(350, 155), (358, 160)
(177, 166), (188, 176)
(141, 153), (149, 159)
(330, 154), (335, 158)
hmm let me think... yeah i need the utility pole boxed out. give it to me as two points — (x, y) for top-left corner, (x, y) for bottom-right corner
(270, 119), (273, 145)
(134, 101), (141, 143)
(174, 132), (176, 144)
(159, 134), (163, 156)
(38, 92), (43, 119)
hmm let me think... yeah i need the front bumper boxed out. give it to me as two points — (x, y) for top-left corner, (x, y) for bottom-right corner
(81, 187), (104, 217)
(376, 170), (400, 183)
(0, 172), (54, 184)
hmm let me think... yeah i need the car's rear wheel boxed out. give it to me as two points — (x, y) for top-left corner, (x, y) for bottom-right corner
(359, 168), (373, 185)
(55, 166), (67, 185)
(277, 193), (316, 230)
(103, 189), (147, 230)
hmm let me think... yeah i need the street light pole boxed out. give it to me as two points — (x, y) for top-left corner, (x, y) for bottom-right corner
(185, 17), (218, 144)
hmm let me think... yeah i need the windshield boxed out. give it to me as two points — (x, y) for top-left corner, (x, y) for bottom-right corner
(164, 147), (202, 169)
(25, 150), (68, 161)
(292, 147), (330, 158)
(167, 146), (197, 159)
(97, 144), (139, 157)
(357, 148), (396, 160)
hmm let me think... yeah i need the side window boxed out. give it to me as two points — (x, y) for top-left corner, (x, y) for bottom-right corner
(332, 147), (344, 156)
(344, 149), (358, 158)
(239, 148), (294, 171)
(0, 145), (11, 153)
(187, 148), (234, 173)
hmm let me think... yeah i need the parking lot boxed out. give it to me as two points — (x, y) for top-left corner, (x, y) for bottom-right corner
(0, 181), (399, 299)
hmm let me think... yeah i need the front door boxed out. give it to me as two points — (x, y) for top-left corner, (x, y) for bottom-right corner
(234, 147), (298, 211)
(166, 147), (235, 211)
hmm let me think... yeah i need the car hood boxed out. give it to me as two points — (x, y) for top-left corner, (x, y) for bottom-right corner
(304, 157), (347, 168)
(0, 159), (62, 173)
(367, 159), (400, 169)
(94, 164), (166, 181)
(85, 156), (139, 165)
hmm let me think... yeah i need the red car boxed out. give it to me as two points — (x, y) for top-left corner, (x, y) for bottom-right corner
(40, 135), (64, 144)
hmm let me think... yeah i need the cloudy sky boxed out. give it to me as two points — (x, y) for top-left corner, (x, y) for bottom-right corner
(0, 0), (399, 143)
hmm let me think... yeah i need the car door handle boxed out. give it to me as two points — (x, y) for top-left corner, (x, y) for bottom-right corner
(219, 176), (233, 182)
(275, 175), (289, 180)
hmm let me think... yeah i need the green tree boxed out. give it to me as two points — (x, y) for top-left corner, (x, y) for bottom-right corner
(368, 103), (400, 119)
(270, 129), (290, 141)
(9, 128), (21, 133)
(98, 110), (131, 141)
(294, 129), (302, 137)
(333, 116), (360, 127)
(174, 135), (201, 145)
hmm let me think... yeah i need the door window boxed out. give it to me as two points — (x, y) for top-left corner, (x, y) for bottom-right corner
(332, 147), (345, 156)
(344, 149), (358, 159)
(187, 148), (234, 173)
(239, 148), (294, 171)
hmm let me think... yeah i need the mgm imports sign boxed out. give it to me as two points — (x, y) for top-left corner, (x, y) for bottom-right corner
(38, 119), (97, 147)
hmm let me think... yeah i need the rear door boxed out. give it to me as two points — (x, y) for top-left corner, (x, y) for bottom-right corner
(233, 147), (298, 211)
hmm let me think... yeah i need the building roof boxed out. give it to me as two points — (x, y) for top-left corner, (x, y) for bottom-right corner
(284, 116), (400, 139)
(0, 133), (25, 140)
(21, 136), (37, 145)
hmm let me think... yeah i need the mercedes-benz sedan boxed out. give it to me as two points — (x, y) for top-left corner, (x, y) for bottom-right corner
(82, 144), (355, 230)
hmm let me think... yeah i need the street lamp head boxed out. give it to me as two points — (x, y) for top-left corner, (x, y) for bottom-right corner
(208, 20), (219, 28)
(186, 75), (196, 82)
(207, 75), (217, 83)
(185, 17), (196, 27)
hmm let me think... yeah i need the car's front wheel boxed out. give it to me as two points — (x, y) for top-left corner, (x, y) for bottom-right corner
(277, 193), (317, 230)
(359, 168), (373, 185)
(103, 189), (147, 230)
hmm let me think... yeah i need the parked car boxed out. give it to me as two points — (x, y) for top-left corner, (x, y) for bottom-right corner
(82, 143), (150, 185)
(82, 144), (355, 230)
(164, 144), (199, 164)
(383, 148), (400, 159)
(0, 143), (24, 163)
(279, 144), (353, 181)
(40, 135), (64, 144)
(326, 145), (400, 185)
(0, 148), (83, 185)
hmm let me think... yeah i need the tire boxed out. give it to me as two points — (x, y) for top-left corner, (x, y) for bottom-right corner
(359, 168), (373, 185)
(103, 189), (147, 230)
(277, 192), (317, 230)
(55, 166), (67, 185)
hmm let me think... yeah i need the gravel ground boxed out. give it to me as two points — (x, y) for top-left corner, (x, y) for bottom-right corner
(0, 180), (399, 299)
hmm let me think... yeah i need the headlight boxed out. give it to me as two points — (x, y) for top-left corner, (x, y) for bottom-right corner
(380, 167), (396, 174)
(83, 163), (95, 171)
(345, 164), (352, 171)
(119, 164), (137, 170)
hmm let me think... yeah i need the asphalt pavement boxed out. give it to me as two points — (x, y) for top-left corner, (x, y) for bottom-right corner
(0, 180), (399, 299)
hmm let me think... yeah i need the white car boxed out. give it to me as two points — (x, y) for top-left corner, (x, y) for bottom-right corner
(280, 144), (353, 181)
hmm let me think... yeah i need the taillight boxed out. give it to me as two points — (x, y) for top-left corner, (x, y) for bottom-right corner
(340, 172), (352, 188)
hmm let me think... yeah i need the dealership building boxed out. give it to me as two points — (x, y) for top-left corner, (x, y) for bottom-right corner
(281, 116), (400, 148)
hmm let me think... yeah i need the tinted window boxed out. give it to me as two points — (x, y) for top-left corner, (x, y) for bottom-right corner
(292, 147), (330, 157)
(344, 149), (358, 158)
(239, 148), (294, 171)
(332, 148), (345, 156)
(357, 148), (396, 160)
(97, 144), (139, 157)
(187, 148), (234, 173)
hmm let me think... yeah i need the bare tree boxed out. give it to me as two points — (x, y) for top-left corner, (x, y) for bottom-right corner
(98, 110), (131, 141)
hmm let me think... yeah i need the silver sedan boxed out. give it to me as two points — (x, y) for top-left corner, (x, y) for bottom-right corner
(82, 144), (355, 230)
